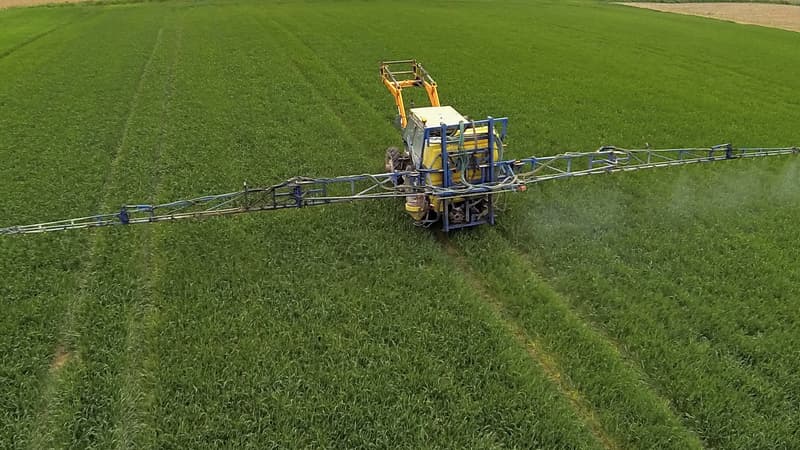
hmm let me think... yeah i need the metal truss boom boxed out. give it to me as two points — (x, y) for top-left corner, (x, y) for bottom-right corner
(2, 144), (796, 235)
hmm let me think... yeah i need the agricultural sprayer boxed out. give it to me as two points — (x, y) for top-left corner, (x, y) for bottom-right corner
(1, 60), (797, 235)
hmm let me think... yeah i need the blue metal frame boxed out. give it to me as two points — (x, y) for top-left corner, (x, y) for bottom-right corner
(422, 117), (508, 231)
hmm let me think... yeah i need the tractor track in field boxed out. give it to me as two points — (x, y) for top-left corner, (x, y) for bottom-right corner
(46, 23), (165, 370)
(0, 25), (62, 61)
(113, 18), (182, 449)
(266, 18), (397, 153)
(0, 10), (94, 61)
(508, 243), (637, 372)
(100, 25), (165, 200)
(264, 24), (380, 172)
(503, 239), (709, 447)
(436, 233), (621, 450)
(30, 24), (166, 448)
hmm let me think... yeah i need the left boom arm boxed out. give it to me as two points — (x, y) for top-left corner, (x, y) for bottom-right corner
(0, 174), (418, 235)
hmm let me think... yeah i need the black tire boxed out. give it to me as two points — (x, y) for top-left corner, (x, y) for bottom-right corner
(385, 146), (401, 172)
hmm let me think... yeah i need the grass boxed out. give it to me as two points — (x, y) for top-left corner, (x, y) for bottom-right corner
(1, 0), (799, 448)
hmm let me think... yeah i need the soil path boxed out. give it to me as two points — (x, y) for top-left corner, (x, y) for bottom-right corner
(621, 2), (800, 33)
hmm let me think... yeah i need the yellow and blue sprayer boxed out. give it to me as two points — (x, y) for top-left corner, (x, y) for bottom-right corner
(2, 60), (797, 235)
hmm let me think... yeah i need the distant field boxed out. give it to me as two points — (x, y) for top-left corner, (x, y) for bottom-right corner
(622, 2), (800, 32)
(1, 0), (799, 448)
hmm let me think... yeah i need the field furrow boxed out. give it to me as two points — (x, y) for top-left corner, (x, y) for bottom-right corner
(266, 17), (397, 167)
(0, 6), (92, 59)
(439, 236), (621, 450)
(454, 230), (704, 449)
(0, 19), (74, 61)
(111, 17), (184, 449)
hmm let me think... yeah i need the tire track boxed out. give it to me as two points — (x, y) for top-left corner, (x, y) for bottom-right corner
(48, 24), (165, 371)
(0, 11), (94, 61)
(444, 228), (711, 448)
(256, 20), (380, 177)
(511, 214), (800, 444)
(504, 233), (705, 448)
(28, 24), (166, 449)
(266, 19), (396, 155)
(113, 17), (183, 449)
(437, 233), (621, 450)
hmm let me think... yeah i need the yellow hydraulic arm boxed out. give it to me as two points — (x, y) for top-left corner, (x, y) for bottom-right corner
(380, 60), (440, 128)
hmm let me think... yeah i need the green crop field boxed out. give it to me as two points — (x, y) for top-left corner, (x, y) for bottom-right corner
(1, 0), (799, 448)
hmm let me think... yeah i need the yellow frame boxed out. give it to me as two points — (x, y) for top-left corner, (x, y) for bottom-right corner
(380, 60), (440, 128)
